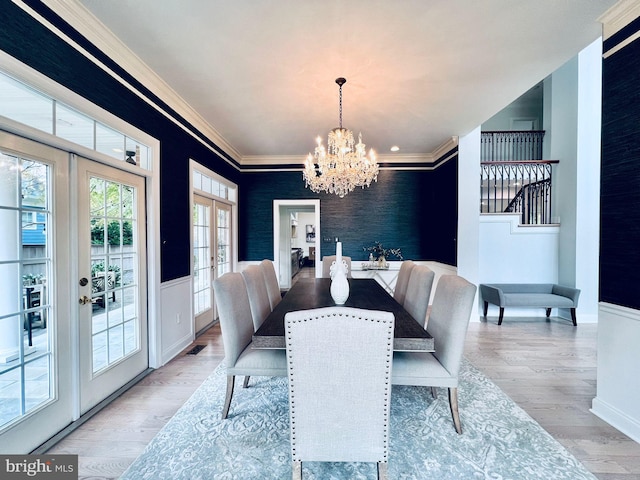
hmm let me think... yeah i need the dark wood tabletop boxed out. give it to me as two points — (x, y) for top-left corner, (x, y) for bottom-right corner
(252, 277), (434, 351)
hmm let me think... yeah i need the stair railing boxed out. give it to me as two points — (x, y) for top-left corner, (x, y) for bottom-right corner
(480, 160), (558, 224)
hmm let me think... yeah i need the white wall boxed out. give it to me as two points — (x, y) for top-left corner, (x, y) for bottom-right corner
(545, 39), (602, 322)
(482, 84), (544, 131)
(457, 127), (481, 314)
(291, 211), (315, 257)
(592, 304), (640, 443)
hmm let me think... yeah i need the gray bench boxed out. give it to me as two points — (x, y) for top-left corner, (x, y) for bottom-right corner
(479, 283), (580, 326)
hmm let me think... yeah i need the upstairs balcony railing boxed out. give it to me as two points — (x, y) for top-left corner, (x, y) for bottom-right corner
(481, 130), (545, 161)
(480, 131), (558, 225)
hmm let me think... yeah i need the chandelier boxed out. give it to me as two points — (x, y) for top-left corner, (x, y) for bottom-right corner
(303, 77), (379, 198)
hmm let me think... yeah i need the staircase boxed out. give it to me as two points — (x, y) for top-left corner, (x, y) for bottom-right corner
(480, 131), (558, 225)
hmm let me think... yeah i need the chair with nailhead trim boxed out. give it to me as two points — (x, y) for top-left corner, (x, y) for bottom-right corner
(284, 306), (395, 480)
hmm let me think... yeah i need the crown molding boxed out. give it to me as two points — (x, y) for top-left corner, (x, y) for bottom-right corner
(599, 0), (640, 39)
(240, 139), (459, 167)
(39, 0), (242, 162)
(432, 136), (459, 160)
(240, 152), (439, 167)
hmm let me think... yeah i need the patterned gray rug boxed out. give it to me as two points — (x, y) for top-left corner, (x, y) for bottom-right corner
(120, 360), (596, 479)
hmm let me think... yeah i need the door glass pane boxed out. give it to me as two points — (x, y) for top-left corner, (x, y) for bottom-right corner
(0, 152), (53, 430)
(217, 206), (231, 276)
(89, 175), (139, 374)
(56, 104), (94, 149)
(0, 75), (53, 134)
(193, 202), (211, 316)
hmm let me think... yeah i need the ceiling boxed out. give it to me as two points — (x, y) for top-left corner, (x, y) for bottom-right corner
(72, 0), (616, 164)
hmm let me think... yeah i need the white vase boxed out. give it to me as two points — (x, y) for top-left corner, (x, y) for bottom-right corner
(330, 260), (350, 305)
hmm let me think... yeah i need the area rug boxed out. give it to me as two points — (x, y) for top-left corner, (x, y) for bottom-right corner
(120, 359), (596, 479)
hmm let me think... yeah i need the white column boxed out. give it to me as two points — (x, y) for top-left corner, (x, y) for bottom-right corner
(0, 156), (21, 362)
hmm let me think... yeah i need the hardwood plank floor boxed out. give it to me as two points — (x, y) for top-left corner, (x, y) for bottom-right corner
(465, 317), (640, 480)
(46, 298), (640, 479)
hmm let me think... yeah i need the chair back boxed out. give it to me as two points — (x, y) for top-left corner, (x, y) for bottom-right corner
(403, 265), (435, 327)
(322, 255), (352, 278)
(241, 265), (271, 331)
(259, 259), (281, 310)
(285, 306), (394, 465)
(429, 275), (477, 377)
(393, 260), (416, 305)
(212, 272), (254, 368)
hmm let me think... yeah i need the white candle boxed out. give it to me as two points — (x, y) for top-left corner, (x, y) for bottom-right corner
(336, 241), (342, 265)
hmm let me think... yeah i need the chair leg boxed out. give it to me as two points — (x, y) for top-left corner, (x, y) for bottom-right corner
(377, 462), (388, 480)
(483, 301), (488, 317)
(448, 387), (462, 434)
(293, 460), (302, 480)
(571, 308), (577, 326)
(498, 307), (504, 325)
(546, 308), (552, 317)
(430, 387), (438, 399)
(222, 375), (235, 419)
(243, 376), (250, 388)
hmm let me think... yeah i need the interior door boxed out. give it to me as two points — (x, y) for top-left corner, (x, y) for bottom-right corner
(77, 157), (148, 413)
(0, 132), (73, 453)
(193, 195), (214, 332)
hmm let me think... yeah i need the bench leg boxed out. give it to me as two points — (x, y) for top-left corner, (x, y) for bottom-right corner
(571, 308), (577, 326)
(498, 307), (504, 325)
(483, 301), (488, 317)
(545, 308), (552, 317)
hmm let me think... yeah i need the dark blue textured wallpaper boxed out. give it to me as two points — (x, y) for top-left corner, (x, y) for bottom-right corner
(601, 33), (640, 309)
(240, 162), (458, 265)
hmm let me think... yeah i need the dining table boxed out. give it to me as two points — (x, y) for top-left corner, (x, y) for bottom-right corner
(252, 277), (434, 352)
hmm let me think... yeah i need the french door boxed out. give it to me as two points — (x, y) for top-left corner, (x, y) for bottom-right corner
(193, 195), (231, 332)
(76, 157), (148, 413)
(0, 132), (73, 453)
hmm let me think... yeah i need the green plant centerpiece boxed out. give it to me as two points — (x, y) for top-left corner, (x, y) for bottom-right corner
(363, 241), (403, 262)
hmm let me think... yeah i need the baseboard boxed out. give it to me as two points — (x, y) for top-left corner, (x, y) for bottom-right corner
(591, 397), (640, 444)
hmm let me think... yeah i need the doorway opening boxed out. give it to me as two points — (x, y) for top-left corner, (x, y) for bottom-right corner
(273, 200), (320, 289)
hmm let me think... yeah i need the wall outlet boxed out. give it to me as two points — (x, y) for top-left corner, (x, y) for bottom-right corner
(176, 313), (181, 324)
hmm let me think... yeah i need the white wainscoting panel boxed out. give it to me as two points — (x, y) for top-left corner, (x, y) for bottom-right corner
(591, 303), (640, 443)
(159, 276), (194, 366)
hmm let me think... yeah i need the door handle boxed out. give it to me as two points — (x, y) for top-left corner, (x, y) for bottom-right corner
(79, 295), (92, 305)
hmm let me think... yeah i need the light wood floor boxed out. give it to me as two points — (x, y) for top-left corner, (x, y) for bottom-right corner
(46, 282), (640, 479)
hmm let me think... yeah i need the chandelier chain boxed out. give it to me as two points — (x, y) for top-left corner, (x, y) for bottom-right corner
(338, 82), (343, 128)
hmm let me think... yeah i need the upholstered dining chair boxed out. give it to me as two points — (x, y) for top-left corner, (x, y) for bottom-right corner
(213, 272), (287, 419)
(391, 275), (477, 434)
(241, 265), (272, 331)
(321, 255), (352, 278)
(259, 259), (282, 310)
(285, 306), (395, 480)
(393, 260), (416, 305)
(402, 264), (435, 327)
